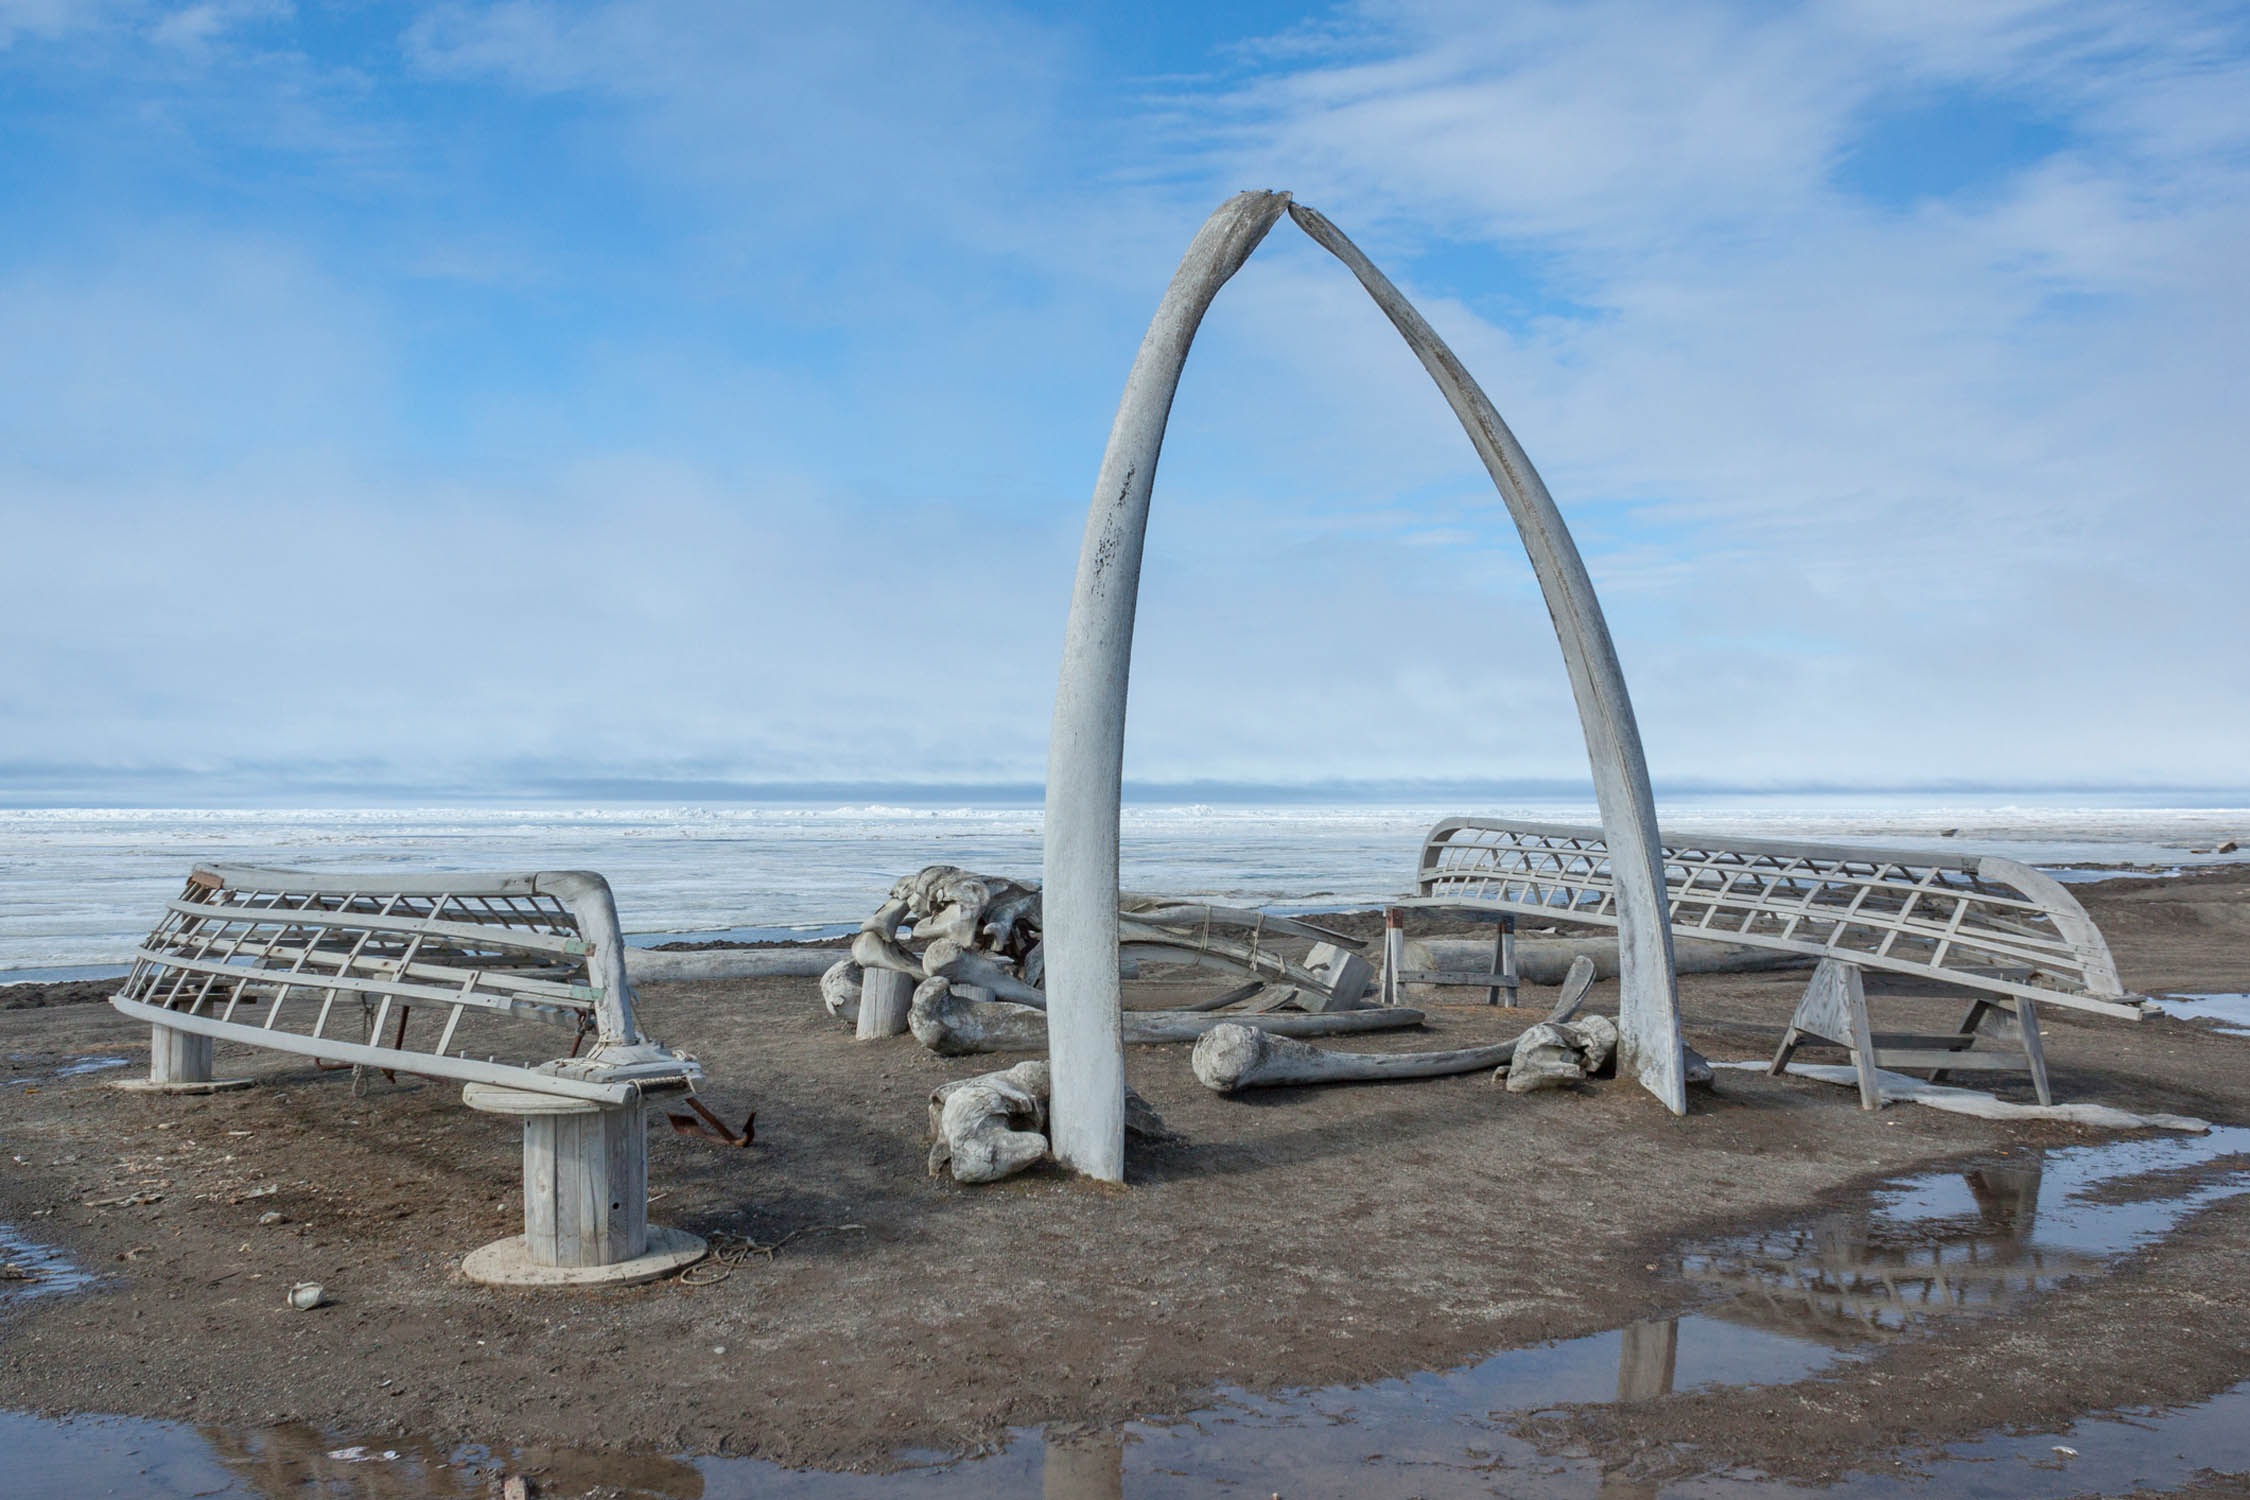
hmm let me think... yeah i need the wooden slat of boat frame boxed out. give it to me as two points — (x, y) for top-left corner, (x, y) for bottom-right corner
(112, 867), (703, 1111)
(125, 948), (597, 1019)
(195, 863), (561, 899)
(134, 931), (597, 1007)
(110, 995), (636, 1105)
(157, 897), (591, 956)
(1405, 819), (2142, 1019)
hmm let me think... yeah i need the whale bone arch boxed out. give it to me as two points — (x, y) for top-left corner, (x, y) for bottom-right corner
(1042, 191), (1686, 1181)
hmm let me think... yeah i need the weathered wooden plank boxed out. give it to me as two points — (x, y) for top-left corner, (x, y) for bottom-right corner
(108, 995), (639, 1104)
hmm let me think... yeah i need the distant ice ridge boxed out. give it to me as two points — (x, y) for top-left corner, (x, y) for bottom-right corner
(1, 800), (2244, 975)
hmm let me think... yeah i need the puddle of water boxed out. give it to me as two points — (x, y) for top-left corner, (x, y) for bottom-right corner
(3, 1129), (2246, 1497)
(1664, 1380), (2250, 1500)
(0, 1225), (96, 1304)
(4, 1054), (129, 1087)
(2149, 992), (2250, 1036)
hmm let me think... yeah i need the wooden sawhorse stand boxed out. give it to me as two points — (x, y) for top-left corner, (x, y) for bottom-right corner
(1380, 907), (1518, 1007)
(1769, 958), (2053, 1110)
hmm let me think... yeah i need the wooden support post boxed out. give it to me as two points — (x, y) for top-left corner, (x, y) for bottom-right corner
(1382, 907), (1405, 1007)
(154, 1024), (212, 1086)
(1928, 998), (2053, 1105)
(1772, 961), (2058, 1109)
(525, 1100), (646, 1268)
(1770, 958), (1882, 1110)
(857, 968), (917, 1040)
(460, 1085), (706, 1287)
(1487, 914), (1519, 1007)
(2015, 999), (2053, 1107)
(112, 1023), (252, 1094)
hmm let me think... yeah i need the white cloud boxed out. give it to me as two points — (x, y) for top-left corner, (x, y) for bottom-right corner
(1105, 0), (2250, 786)
(2, 0), (2243, 796)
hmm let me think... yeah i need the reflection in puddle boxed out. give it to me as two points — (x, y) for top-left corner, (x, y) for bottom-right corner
(1682, 1163), (2086, 1343)
(3, 1129), (2246, 1497)
(0, 1224), (94, 1303)
(2149, 991), (2250, 1036)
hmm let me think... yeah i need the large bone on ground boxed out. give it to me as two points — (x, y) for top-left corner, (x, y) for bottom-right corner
(1191, 974), (1596, 1092)
(1564, 1013), (1619, 1076)
(927, 1059), (1051, 1183)
(1499, 1013), (1620, 1094)
(1129, 1002), (1422, 1044)
(1193, 1024), (1526, 1092)
(1401, 935), (1809, 989)
(908, 983), (1426, 1057)
(1504, 1022), (1588, 1092)
(922, 938), (1048, 1007)
(925, 1061), (1177, 1182)
(819, 959), (862, 1024)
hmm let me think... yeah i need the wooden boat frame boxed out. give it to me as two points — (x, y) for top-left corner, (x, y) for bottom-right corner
(111, 865), (707, 1284)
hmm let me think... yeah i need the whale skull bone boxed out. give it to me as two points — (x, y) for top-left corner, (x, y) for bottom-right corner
(1191, 956), (1598, 1092)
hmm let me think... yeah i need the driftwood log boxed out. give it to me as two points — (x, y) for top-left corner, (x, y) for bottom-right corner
(1191, 957), (1598, 1092)
(909, 980), (1426, 1058)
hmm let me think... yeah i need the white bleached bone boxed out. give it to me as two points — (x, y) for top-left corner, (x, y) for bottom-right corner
(910, 982), (1426, 1058)
(1504, 1014), (1620, 1094)
(1284, 202), (1686, 1116)
(1042, 196), (1687, 1181)
(927, 1059), (1052, 1183)
(819, 959), (862, 1025)
(1191, 971), (1597, 1092)
(923, 938), (1049, 1008)
(852, 902), (922, 977)
(1115, 915), (1339, 993)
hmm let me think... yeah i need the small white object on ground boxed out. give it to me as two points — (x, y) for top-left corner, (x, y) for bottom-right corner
(1730, 1060), (2210, 1131)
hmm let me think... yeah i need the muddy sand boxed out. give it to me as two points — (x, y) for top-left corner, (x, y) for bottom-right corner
(2, 869), (2248, 1487)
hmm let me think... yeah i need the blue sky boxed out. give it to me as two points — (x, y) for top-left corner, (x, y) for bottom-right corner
(2, 0), (2246, 804)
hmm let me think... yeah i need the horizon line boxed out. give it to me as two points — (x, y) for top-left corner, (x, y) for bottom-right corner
(4, 774), (2249, 811)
